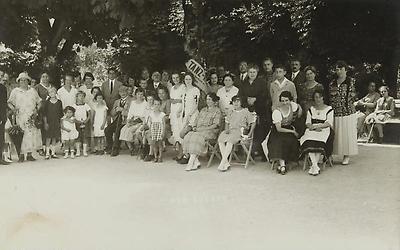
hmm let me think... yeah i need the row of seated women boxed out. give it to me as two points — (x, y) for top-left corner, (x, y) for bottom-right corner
(355, 83), (396, 143)
(170, 89), (333, 176)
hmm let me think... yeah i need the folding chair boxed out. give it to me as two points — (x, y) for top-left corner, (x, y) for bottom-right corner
(228, 119), (257, 169)
(206, 139), (221, 168)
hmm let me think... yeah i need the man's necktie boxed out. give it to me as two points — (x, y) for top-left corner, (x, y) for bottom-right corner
(110, 80), (114, 93)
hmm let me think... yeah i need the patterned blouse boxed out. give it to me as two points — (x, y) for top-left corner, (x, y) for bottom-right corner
(195, 107), (222, 133)
(329, 77), (357, 117)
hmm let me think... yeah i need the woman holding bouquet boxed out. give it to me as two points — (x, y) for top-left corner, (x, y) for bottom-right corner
(8, 72), (42, 162)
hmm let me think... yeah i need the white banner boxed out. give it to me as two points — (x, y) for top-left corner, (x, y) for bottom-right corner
(185, 59), (208, 93)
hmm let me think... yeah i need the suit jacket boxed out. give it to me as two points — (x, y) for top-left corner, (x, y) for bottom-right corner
(110, 96), (133, 119)
(290, 71), (306, 88)
(0, 84), (7, 123)
(101, 79), (123, 109)
(239, 77), (269, 117)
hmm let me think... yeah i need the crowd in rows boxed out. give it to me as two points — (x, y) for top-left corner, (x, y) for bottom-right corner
(0, 58), (396, 175)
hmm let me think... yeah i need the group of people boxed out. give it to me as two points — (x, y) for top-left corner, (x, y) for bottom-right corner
(0, 58), (394, 175)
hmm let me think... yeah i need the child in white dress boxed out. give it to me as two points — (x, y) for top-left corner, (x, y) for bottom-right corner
(61, 106), (79, 159)
(92, 93), (108, 154)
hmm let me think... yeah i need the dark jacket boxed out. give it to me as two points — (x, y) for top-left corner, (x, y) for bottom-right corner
(0, 84), (7, 123)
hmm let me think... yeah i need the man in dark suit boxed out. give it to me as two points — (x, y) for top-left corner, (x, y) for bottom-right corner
(290, 58), (306, 98)
(101, 68), (123, 112)
(104, 86), (133, 156)
(235, 61), (248, 88)
(0, 70), (10, 165)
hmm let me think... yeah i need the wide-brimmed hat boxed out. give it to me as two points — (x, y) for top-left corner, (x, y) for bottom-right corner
(16, 72), (32, 83)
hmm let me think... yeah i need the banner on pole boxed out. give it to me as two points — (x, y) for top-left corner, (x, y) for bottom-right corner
(185, 59), (208, 93)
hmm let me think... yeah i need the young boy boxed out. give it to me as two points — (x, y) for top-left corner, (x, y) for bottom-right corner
(270, 65), (297, 110)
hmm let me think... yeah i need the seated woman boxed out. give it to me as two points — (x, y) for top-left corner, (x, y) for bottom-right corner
(365, 86), (395, 144)
(182, 93), (222, 171)
(119, 88), (148, 153)
(354, 81), (380, 138)
(217, 95), (256, 172)
(300, 89), (334, 176)
(266, 91), (302, 175)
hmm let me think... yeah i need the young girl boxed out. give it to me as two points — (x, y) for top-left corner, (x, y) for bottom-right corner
(43, 87), (63, 159)
(61, 106), (79, 159)
(92, 93), (108, 154)
(148, 98), (166, 162)
(73, 91), (91, 156)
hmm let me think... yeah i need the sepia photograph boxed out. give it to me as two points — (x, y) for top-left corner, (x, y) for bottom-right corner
(0, 0), (399, 249)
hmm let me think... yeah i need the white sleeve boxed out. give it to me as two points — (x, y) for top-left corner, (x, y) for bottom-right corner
(306, 109), (312, 124)
(327, 108), (334, 127)
(272, 110), (283, 124)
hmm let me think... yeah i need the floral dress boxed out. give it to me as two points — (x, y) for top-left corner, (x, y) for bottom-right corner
(329, 77), (358, 156)
(8, 87), (42, 153)
(183, 107), (222, 155)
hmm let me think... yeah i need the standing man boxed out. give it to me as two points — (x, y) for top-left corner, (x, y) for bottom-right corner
(236, 61), (248, 88)
(101, 68), (123, 111)
(290, 58), (306, 101)
(148, 71), (162, 94)
(0, 70), (10, 165)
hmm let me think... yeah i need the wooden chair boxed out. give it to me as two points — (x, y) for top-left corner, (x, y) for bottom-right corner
(228, 119), (257, 169)
(206, 139), (221, 168)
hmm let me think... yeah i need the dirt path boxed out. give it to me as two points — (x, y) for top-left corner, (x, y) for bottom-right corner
(0, 145), (399, 250)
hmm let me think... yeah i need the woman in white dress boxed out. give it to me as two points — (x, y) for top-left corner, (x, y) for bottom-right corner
(300, 89), (334, 176)
(169, 73), (185, 149)
(8, 72), (42, 162)
(217, 73), (239, 115)
(176, 73), (200, 162)
(119, 88), (148, 153)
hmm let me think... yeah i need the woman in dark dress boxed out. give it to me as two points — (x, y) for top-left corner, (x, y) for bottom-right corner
(267, 91), (301, 175)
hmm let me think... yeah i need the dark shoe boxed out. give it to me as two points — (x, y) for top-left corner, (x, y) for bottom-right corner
(144, 155), (154, 162)
(26, 155), (36, 161)
(110, 150), (119, 157)
(18, 154), (24, 163)
(0, 159), (10, 165)
(130, 149), (136, 156)
(38, 149), (45, 156)
(177, 156), (189, 164)
(377, 137), (383, 144)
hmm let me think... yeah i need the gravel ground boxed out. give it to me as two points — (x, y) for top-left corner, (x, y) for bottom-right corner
(0, 145), (399, 250)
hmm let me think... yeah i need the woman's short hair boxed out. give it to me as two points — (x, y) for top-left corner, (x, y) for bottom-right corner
(335, 60), (348, 70)
(83, 72), (95, 81)
(207, 92), (220, 102)
(91, 86), (101, 95)
(247, 64), (259, 72)
(94, 92), (104, 100)
(279, 91), (293, 101)
(222, 73), (235, 82)
(304, 65), (317, 75)
(312, 88), (325, 101)
(231, 95), (243, 104)
(135, 87), (145, 95)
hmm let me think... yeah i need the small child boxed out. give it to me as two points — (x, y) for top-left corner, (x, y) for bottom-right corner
(148, 98), (166, 163)
(92, 93), (108, 154)
(61, 106), (79, 159)
(73, 91), (91, 157)
(43, 87), (63, 159)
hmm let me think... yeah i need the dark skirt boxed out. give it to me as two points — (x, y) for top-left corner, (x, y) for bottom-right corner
(300, 128), (334, 158)
(267, 126), (299, 162)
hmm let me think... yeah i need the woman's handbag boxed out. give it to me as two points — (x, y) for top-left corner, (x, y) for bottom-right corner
(179, 124), (192, 139)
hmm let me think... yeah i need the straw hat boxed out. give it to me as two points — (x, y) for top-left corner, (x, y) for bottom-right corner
(16, 72), (32, 83)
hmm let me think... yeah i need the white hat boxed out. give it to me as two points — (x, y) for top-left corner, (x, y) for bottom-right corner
(16, 72), (32, 83)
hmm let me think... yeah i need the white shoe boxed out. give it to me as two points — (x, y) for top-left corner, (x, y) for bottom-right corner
(70, 151), (75, 159)
(342, 156), (350, 165)
(63, 152), (69, 159)
(308, 166), (315, 175)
